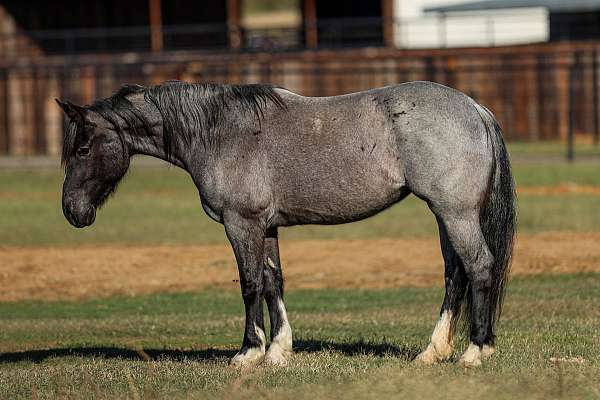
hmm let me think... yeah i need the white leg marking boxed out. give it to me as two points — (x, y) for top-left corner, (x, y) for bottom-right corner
(230, 324), (266, 367)
(481, 344), (496, 359)
(459, 343), (482, 368)
(265, 299), (293, 366)
(415, 311), (454, 365)
(267, 257), (277, 270)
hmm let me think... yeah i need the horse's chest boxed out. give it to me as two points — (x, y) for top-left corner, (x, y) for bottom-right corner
(200, 200), (223, 223)
(194, 173), (225, 223)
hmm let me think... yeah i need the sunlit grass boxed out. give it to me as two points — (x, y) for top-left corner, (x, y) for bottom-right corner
(0, 274), (599, 399)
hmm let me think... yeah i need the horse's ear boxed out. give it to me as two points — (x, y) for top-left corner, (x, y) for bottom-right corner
(55, 99), (86, 120)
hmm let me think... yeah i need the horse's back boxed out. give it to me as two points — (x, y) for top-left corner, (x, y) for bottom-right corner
(259, 82), (492, 226)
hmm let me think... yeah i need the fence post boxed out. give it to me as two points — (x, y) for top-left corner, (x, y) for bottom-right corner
(382, 0), (394, 48)
(304, 0), (318, 49)
(148, 0), (163, 52)
(593, 48), (599, 146)
(567, 52), (580, 163)
(227, 0), (242, 50)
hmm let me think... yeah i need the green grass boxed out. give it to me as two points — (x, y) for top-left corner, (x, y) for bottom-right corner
(513, 162), (600, 186)
(1, 160), (600, 246)
(1, 274), (599, 399)
(1, 156), (600, 398)
(508, 141), (600, 158)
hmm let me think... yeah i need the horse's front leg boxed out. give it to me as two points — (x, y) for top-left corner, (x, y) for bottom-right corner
(224, 211), (267, 367)
(263, 228), (293, 366)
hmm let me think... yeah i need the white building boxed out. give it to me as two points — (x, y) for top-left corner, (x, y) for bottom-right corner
(393, 0), (550, 48)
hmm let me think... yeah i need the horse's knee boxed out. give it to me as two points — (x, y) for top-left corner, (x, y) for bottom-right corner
(241, 279), (263, 300)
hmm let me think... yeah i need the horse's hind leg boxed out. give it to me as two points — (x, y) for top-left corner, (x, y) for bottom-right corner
(415, 217), (468, 365)
(263, 228), (293, 366)
(437, 212), (495, 368)
(224, 211), (267, 367)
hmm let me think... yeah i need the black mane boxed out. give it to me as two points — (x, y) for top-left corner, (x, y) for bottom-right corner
(62, 81), (286, 163)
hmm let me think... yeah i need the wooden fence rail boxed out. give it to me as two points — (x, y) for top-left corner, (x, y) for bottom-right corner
(0, 41), (598, 155)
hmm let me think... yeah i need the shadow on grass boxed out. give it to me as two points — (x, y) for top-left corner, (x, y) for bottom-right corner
(0, 339), (419, 364)
(295, 339), (419, 360)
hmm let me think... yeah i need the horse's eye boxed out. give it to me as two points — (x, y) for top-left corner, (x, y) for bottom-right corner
(76, 147), (90, 158)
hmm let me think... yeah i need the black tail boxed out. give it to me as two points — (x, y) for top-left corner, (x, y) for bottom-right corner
(465, 102), (517, 340)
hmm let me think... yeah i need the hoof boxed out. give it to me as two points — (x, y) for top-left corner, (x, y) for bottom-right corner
(414, 343), (453, 365)
(458, 344), (482, 368)
(414, 344), (441, 365)
(230, 347), (265, 368)
(264, 344), (293, 367)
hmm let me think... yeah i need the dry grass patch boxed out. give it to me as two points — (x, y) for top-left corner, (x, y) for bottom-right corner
(2, 232), (600, 302)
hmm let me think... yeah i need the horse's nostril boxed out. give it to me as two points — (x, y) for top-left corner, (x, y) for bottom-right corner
(65, 206), (77, 225)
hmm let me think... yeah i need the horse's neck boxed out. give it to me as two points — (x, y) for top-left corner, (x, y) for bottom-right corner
(126, 127), (188, 170)
(118, 93), (189, 169)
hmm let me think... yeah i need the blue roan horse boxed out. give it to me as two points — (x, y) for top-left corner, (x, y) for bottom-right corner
(57, 80), (516, 368)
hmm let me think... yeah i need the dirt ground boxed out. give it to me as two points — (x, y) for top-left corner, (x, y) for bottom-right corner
(1, 232), (600, 302)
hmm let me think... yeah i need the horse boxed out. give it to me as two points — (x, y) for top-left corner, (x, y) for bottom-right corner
(57, 80), (516, 368)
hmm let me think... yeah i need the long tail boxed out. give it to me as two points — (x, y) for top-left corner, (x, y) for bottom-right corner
(470, 101), (517, 336)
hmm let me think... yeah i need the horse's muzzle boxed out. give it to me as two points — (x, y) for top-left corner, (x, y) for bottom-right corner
(63, 200), (96, 228)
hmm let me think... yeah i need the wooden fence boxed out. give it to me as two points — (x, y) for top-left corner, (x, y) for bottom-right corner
(1, 41), (599, 155)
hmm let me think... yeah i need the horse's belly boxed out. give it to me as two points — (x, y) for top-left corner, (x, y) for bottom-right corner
(274, 171), (407, 226)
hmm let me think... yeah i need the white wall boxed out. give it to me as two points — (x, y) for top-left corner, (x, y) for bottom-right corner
(393, 0), (550, 48)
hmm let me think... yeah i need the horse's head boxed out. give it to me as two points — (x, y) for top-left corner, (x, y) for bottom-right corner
(56, 99), (130, 228)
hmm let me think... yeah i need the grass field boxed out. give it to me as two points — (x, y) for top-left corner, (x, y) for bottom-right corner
(1, 156), (600, 399)
(1, 275), (599, 399)
(2, 160), (600, 246)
